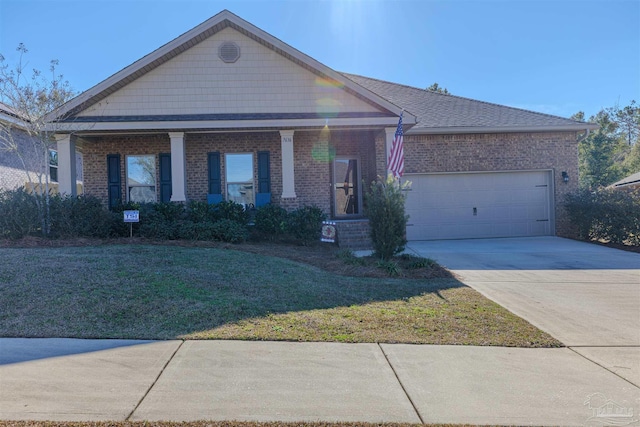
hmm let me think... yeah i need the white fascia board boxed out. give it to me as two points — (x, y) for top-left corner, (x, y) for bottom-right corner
(405, 123), (599, 135)
(51, 116), (405, 133)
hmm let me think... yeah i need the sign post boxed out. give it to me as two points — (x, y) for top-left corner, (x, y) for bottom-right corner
(123, 210), (140, 238)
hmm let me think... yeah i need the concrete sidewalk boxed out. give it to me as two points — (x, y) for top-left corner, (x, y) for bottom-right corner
(1, 338), (639, 425)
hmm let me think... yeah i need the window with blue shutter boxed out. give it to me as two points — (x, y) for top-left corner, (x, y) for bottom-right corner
(159, 153), (172, 203)
(208, 152), (221, 195)
(107, 154), (121, 210)
(256, 151), (271, 207)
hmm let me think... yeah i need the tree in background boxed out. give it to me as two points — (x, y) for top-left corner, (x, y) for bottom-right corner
(573, 101), (639, 188)
(426, 83), (450, 95)
(0, 43), (76, 235)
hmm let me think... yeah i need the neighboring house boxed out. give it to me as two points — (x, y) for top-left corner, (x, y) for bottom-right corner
(0, 102), (83, 194)
(48, 10), (596, 244)
(609, 172), (640, 191)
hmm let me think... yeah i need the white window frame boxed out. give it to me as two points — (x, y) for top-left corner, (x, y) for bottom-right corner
(126, 154), (157, 203)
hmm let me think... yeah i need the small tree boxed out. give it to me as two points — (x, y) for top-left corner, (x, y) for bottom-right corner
(0, 44), (76, 235)
(365, 174), (411, 261)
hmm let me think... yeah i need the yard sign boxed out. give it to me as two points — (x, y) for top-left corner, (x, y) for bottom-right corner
(123, 210), (139, 237)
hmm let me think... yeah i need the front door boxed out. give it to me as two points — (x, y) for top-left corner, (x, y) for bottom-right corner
(333, 157), (362, 217)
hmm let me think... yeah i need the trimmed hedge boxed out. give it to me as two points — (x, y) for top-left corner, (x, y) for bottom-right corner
(0, 188), (324, 245)
(0, 188), (40, 239)
(253, 204), (326, 244)
(564, 188), (640, 245)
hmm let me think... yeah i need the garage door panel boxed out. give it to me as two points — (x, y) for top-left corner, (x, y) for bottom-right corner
(406, 171), (552, 240)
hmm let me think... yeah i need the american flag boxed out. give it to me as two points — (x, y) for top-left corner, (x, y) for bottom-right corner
(387, 113), (404, 178)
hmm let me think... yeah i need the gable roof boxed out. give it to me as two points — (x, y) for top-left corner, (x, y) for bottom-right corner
(342, 73), (598, 134)
(49, 10), (414, 131)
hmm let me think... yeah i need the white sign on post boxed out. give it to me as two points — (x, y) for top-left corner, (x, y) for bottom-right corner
(123, 210), (140, 223)
(123, 210), (139, 238)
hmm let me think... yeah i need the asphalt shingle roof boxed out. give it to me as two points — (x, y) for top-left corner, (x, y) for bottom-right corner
(610, 171), (640, 188)
(342, 73), (594, 133)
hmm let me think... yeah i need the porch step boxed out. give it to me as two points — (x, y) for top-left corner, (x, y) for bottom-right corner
(335, 220), (372, 251)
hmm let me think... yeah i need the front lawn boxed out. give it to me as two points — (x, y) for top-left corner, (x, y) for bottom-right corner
(0, 243), (561, 347)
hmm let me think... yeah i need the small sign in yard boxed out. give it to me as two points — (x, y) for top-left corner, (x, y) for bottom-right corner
(321, 221), (337, 243)
(123, 210), (139, 237)
(123, 210), (139, 222)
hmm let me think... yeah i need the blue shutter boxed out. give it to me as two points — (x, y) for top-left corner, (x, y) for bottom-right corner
(257, 151), (270, 193)
(159, 153), (172, 203)
(208, 152), (221, 195)
(107, 154), (121, 210)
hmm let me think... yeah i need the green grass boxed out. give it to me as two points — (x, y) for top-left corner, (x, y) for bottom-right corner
(0, 245), (561, 347)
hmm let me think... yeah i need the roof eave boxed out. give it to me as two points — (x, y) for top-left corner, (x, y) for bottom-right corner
(405, 123), (599, 135)
(48, 116), (407, 133)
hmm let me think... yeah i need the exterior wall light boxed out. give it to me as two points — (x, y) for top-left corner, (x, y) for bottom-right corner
(562, 171), (569, 183)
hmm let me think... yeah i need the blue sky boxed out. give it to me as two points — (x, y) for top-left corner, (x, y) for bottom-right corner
(0, 0), (638, 119)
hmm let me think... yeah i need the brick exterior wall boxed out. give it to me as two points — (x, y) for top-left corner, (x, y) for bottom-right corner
(80, 129), (578, 238)
(399, 131), (580, 237)
(82, 130), (378, 217)
(82, 134), (170, 202)
(185, 132), (282, 202)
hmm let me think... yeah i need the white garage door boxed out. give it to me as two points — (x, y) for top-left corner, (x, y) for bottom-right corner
(405, 171), (553, 240)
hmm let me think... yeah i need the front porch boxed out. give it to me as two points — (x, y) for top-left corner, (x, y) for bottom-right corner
(54, 127), (397, 224)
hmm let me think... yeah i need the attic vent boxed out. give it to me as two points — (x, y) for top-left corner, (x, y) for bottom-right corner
(218, 42), (240, 63)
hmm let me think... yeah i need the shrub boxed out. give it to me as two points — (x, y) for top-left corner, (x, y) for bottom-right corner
(212, 201), (250, 224)
(187, 201), (215, 223)
(49, 194), (113, 238)
(288, 205), (326, 244)
(254, 204), (289, 237)
(565, 188), (640, 245)
(0, 188), (40, 239)
(176, 220), (216, 241)
(365, 174), (410, 261)
(398, 253), (436, 269)
(137, 204), (178, 239)
(211, 219), (248, 243)
(376, 259), (400, 276)
(152, 202), (186, 221)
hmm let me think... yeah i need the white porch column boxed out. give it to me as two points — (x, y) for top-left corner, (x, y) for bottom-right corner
(55, 134), (77, 196)
(384, 126), (396, 176)
(168, 132), (187, 202)
(280, 130), (297, 199)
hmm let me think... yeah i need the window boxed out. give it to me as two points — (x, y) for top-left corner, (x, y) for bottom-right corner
(225, 153), (253, 207)
(49, 150), (58, 182)
(126, 155), (156, 203)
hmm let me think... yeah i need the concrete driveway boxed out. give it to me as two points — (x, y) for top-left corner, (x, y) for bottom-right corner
(406, 237), (639, 345)
(407, 236), (640, 385)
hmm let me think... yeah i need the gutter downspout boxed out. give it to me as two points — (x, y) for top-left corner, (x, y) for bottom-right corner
(577, 128), (591, 142)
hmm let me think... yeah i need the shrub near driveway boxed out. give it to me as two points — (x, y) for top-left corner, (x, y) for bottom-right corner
(0, 244), (561, 347)
(565, 187), (640, 245)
